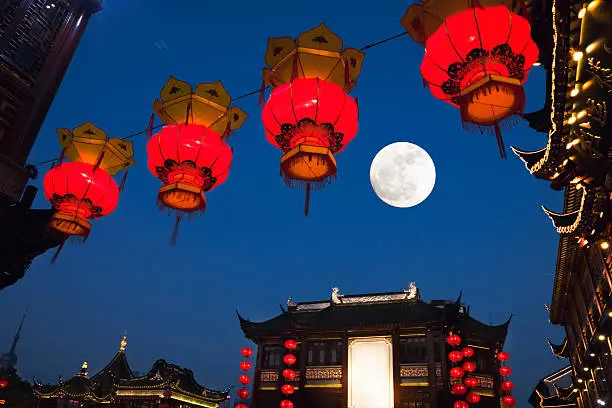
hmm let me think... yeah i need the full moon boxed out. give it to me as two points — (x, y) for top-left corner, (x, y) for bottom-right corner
(369, 142), (436, 208)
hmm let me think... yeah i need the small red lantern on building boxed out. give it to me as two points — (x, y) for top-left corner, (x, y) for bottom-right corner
(449, 350), (463, 362)
(238, 374), (250, 385)
(241, 347), (253, 358)
(240, 361), (252, 371)
(282, 369), (296, 381)
(446, 334), (462, 346)
(461, 347), (474, 357)
(464, 377), (479, 388)
(237, 388), (249, 399)
(499, 366), (512, 377)
(501, 380), (514, 392)
(450, 367), (465, 378)
(236, 404), (248, 408)
(284, 340), (297, 350)
(420, 5), (539, 158)
(497, 351), (510, 362)
(502, 395), (517, 407)
(454, 401), (469, 408)
(0, 379), (7, 388)
(281, 384), (295, 395)
(451, 383), (468, 395)
(280, 400), (294, 408)
(466, 392), (481, 404)
(283, 354), (296, 365)
(462, 361), (476, 372)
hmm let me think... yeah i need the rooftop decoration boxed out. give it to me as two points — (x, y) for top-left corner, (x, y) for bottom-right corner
(42, 122), (134, 259)
(147, 77), (247, 243)
(419, 5), (538, 158)
(260, 24), (362, 216)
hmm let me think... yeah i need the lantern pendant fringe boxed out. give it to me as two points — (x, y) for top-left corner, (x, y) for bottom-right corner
(146, 114), (155, 138)
(49, 234), (87, 264)
(304, 183), (311, 218)
(185, 102), (193, 125)
(258, 77), (266, 106)
(461, 115), (522, 159)
(51, 240), (66, 264)
(170, 216), (181, 246)
(119, 170), (129, 192)
(494, 123), (507, 159)
(344, 60), (351, 90)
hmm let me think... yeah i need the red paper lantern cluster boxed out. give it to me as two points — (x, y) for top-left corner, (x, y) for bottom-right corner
(497, 350), (515, 407)
(236, 346), (253, 404)
(447, 334), (480, 406)
(420, 5), (538, 158)
(280, 339), (297, 408)
(461, 346), (478, 406)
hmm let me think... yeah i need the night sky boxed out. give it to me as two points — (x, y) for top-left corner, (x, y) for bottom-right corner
(0, 0), (567, 403)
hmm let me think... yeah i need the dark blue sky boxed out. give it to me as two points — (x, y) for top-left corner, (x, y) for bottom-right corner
(1, 0), (566, 402)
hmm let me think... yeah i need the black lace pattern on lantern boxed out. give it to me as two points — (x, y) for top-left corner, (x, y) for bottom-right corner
(51, 194), (103, 218)
(155, 159), (217, 192)
(441, 44), (526, 102)
(274, 118), (344, 153)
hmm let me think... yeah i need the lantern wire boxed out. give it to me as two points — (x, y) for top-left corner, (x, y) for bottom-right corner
(31, 30), (411, 168)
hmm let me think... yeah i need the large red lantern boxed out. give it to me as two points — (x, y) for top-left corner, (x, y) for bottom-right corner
(283, 354), (296, 365)
(240, 361), (252, 371)
(146, 124), (232, 214)
(497, 351), (510, 361)
(501, 380), (514, 391)
(448, 350), (463, 362)
(462, 361), (476, 372)
(450, 367), (465, 378)
(281, 384), (295, 395)
(241, 347), (253, 358)
(284, 340), (297, 350)
(44, 161), (119, 239)
(238, 374), (250, 385)
(282, 369), (296, 381)
(499, 366), (512, 376)
(451, 383), (468, 395)
(461, 347), (474, 357)
(260, 24), (364, 216)
(446, 334), (462, 346)
(466, 392), (480, 404)
(454, 401), (469, 408)
(237, 388), (249, 399)
(464, 377), (479, 388)
(420, 5), (538, 158)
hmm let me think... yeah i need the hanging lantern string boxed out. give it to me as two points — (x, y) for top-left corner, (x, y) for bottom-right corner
(31, 30), (412, 169)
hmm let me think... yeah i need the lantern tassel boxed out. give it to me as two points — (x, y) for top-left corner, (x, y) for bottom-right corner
(146, 114), (155, 138)
(222, 117), (232, 139)
(494, 123), (507, 159)
(119, 170), (129, 192)
(185, 102), (193, 125)
(170, 216), (181, 246)
(354, 95), (360, 120)
(291, 56), (299, 82)
(304, 183), (311, 218)
(51, 239), (66, 264)
(344, 59), (351, 90)
(258, 75), (266, 106)
(94, 151), (105, 171)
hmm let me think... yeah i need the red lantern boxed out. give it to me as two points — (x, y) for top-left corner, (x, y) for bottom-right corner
(146, 124), (232, 214)
(0, 379), (7, 388)
(448, 350), (463, 362)
(261, 78), (359, 215)
(280, 400), (294, 408)
(240, 361), (252, 371)
(461, 347), (474, 357)
(464, 377), (479, 388)
(238, 374), (250, 385)
(281, 384), (295, 395)
(283, 354), (296, 365)
(497, 351), (510, 362)
(43, 161), (119, 238)
(462, 361), (476, 372)
(454, 401), (469, 408)
(237, 388), (249, 399)
(236, 405), (248, 408)
(450, 367), (465, 378)
(502, 395), (516, 407)
(241, 347), (253, 358)
(420, 5), (538, 158)
(282, 369), (296, 380)
(284, 339), (297, 350)
(466, 392), (480, 404)
(446, 334), (462, 346)
(499, 366), (512, 377)
(451, 383), (468, 395)
(501, 380), (515, 392)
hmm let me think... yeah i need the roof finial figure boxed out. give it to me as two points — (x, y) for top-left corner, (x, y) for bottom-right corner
(331, 287), (343, 304)
(119, 335), (127, 352)
(78, 362), (88, 377)
(286, 297), (297, 307)
(404, 282), (419, 300)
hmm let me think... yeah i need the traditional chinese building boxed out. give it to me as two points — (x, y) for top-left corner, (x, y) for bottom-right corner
(237, 285), (511, 408)
(0, 0), (102, 290)
(33, 336), (230, 408)
(516, 0), (612, 405)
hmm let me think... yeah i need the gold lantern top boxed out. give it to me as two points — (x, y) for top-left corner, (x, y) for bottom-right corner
(400, 0), (520, 45)
(263, 24), (365, 92)
(152, 76), (248, 136)
(57, 122), (135, 175)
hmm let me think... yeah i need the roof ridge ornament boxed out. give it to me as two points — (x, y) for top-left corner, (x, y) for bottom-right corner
(331, 287), (344, 304)
(119, 335), (127, 352)
(78, 362), (89, 378)
(404, 282), (419, 300)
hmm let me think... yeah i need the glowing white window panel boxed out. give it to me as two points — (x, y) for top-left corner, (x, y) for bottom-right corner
(348, 337), (394, 408)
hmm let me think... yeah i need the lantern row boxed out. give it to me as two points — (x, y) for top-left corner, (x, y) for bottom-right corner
(41, 3), (540, 252)
(235, 346), (253, 408)
(447, 334), (481, 407)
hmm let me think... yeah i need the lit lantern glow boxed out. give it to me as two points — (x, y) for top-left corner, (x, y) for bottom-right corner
(502, 395), (517, 407)
(284, 339), (297, 350)
(281, 384), (294, 395)
(420, 5), (538, 158)
(348, 338), (393, 408)
(43, 161), (119, 238)
(446, 334), (462, 346)
(283, 354), (296, 365)
(449, 350), (464, 362)
(499, 366), (512, 376)
(238, 374), (250, 385)
(282, 369), (296, 380)
(239, 361), (252, 371)
(241, 347), (253, 358)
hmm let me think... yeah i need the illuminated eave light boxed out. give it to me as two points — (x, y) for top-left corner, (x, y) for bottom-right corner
(588, 0), (598, 10)
(598, 334), (606, 341)
(590, 353), (596, 357)
(570, 88), (580, 97)
(568, 115), (577, 125)
(577, 110), (588, 119)
(578, 7), (587, 18)
(584, 367), (590, 372)
(578, 378), (584, 383)
(608, 311), (612, 317)
(601, 241), (610, 250)
(573, 50), (584, 61)
(566, 138), (580, 149)
(586, 43), (597, 53)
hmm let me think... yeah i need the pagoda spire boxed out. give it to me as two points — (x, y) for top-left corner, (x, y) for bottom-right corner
(119, 335), (127, 352)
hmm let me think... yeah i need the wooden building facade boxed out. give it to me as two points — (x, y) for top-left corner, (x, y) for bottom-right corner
(238, 286), (511, 408)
